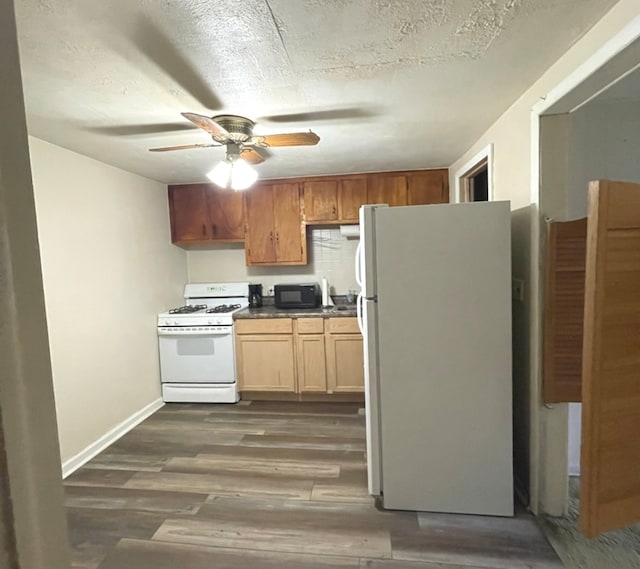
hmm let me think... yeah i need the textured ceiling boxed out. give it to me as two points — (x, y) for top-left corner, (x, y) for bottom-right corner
(15, 0), (618, 184)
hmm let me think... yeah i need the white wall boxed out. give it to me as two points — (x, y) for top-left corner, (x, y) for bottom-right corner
(29, 137), (187, 464)
(569, 97), (640, 218)
(448, 0), (640, 512)
(188, 227), (359, 295)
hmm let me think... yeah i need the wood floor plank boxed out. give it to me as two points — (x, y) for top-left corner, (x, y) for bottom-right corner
(311, 482), (373, 504)
(164, 454), (341, 479)
(195, 443), (365, 465)
(67, 507), (166, 547)
(152, 516), (392, 558)
(197, 498), (418, 535)
(65, 468), (137, 488)
(203, 412), (366, 427)
(391, 512), (563, 569)
(81, 453), (169, 472)
(135, 421), (266, 436)
(107, 431), (243, 456)
(65, 485), (207, 515)
(360, 559), (504, 569)
(124, 471), (313, 500)
(239, 433), (366, 452)
(98, 538), (360, 569)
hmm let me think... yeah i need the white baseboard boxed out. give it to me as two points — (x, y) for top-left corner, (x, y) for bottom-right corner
(61, 398), (164, 478)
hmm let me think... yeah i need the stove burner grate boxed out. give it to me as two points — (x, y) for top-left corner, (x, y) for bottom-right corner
(206, 304), (241, 314)
(168, 304), (207, 314)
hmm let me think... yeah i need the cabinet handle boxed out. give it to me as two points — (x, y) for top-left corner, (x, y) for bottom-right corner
(212, 223), (217, 235)
(202, 224), (206, 236)
(269, 231), (274, 241)
(276, 232), (280, 243)
(332, 205), (337, 215)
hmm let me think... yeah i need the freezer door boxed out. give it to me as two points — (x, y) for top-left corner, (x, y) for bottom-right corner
(359, 204), (388, 299)
(358, 294), (381, 495)
(375, 202), (513, 516)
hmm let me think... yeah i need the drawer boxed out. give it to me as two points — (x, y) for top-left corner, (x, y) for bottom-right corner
(327, 317), (360, 334)
(235, 318), (293, 334)
(297, 318), (325, 334)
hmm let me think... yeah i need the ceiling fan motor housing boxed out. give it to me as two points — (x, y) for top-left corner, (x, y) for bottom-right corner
(213, 115), (255, 142)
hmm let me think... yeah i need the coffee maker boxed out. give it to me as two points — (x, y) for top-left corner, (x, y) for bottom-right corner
(248, 284), (263, 308)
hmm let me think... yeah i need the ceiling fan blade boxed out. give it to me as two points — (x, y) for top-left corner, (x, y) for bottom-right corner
(241, 148), (266, 165)
(181, 112), (229, 140)
(253, 132), (320, 148)
(260, 107), (377, 123)
(149, 143), (219, 152)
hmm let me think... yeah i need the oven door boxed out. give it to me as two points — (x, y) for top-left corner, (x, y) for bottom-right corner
(158, 327), (235, 384)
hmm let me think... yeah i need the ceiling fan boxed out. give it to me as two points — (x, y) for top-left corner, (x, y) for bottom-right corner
(149, 112), (320, 166)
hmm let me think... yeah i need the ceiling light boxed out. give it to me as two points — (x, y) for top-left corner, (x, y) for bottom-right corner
(207, 141), (258, 191)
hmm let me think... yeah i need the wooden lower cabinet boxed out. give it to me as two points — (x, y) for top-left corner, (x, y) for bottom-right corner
(326, 333), (365, 393)
(236, 317), (364, 396)
(296, 334), (327, 392)
(235, 319), (296, 391)
(236, 335), (296, 391)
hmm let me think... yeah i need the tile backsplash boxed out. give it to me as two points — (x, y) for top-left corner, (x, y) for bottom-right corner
(187, 227), (359, 294)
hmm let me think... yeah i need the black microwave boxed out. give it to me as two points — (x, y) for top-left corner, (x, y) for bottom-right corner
(274, 283), (321, 309)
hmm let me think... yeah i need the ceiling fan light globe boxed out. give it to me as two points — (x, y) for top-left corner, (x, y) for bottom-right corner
(230, 158), (258, 190)
(207, 160), (232, 188)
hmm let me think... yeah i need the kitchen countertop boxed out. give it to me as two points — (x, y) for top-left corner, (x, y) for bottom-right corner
(234, 304), (357, 319)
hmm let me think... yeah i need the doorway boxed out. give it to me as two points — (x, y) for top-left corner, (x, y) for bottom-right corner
(536, 34), (640, 555)
(454, 144), (493, 203)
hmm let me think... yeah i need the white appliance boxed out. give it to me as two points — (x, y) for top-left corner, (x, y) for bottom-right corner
(356, 202), (514, 516)
(157, 282), (249, 403)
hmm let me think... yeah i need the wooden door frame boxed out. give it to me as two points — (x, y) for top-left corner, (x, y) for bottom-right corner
(529, 16), (640, 516)
(453, 144), (493, 203)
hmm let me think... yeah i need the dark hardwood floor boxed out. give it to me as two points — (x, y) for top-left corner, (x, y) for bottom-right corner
(64, 401), (562, 568)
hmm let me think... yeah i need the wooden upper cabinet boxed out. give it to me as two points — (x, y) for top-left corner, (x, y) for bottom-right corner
(169, 184), (246, 244)
(407, 169), (449, 205)
(207, 187), (245, 240)
(273, 183), (306, 264)
(303, 180), (338, 222)
(245, 182), (307, 266)
(338, 178), (367, 222)
(367, 175), (408, 206)
(245, 184), (276, 264)
(169, 185), (210, 242)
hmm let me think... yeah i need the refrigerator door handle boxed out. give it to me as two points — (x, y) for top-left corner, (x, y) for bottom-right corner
(355, 240), (363, 288)
(356, 293), (364, 335)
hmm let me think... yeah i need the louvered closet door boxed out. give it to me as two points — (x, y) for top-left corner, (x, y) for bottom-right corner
(543, 217), (587, 403)
(581, 179), (640, 537)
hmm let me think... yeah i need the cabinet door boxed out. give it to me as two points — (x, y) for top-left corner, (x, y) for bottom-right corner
(367, 175), (408, 206)
(326, 333), (364, 393)
(206, 186), (245, 240)
(338, 178), (367, 222)
(303, 180), (338, 222)
(407, 170), (449, 205)
(245, 185), (276, 264)
(168, 185), (210, 242)
(236, 334), (296, 391)
(273, 183), (306, 264)
(296, 334), (327, 392)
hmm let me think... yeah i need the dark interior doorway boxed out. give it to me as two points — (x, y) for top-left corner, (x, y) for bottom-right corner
(471, 168), (489, 201)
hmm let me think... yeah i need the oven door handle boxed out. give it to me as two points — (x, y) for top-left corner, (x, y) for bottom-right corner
(157, 328), (233, 337)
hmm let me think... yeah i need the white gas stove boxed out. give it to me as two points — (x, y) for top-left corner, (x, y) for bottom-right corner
(157, 282), (249, 403)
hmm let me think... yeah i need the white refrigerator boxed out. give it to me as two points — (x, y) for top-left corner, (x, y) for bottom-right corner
(356, 202), (514, 516)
